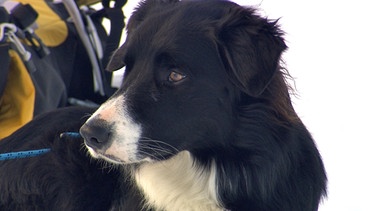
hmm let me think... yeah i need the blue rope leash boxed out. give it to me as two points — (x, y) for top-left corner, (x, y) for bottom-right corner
(59, 132), (81, 139)
(0, 148), (51, 161)
(0, 132), (81, 161)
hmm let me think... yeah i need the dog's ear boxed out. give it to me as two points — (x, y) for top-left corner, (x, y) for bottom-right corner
(106, 43), (126, 71)
(216, 6), (287, 97)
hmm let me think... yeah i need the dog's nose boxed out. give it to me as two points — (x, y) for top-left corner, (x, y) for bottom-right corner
(80, 120), (111, 150)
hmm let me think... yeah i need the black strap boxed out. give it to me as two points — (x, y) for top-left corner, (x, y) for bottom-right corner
(102, 0), (127, 9)
(101, 7), (125, 67)
(0, 7), (11, 97)
(92, 0), (126, 67)
(0, 43), (11, 98)
(0, 6), (9, 23)
(9, 3), (38, 30)
(91, 0), (127, 97)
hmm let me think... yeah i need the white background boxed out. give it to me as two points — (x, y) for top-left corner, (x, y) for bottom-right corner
(115, 1), (375, 210)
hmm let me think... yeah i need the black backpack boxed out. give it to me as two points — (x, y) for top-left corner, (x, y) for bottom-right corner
(0, 0), (127, 138)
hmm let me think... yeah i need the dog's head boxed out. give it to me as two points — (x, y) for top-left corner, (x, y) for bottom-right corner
(80, 0), (288, 164)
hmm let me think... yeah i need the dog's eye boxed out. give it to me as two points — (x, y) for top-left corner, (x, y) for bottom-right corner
(168, 71), (186, 83)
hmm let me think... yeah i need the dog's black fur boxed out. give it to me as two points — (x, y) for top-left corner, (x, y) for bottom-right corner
(0, 107), (119, 210)
(0, 0), (326, 210)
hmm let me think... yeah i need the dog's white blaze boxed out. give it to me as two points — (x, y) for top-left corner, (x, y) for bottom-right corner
(87, 95), (142, 163)
(134, 151), (223, 211)
(89, 97), (225, 210)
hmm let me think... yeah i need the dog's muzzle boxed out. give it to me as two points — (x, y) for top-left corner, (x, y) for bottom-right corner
(78, 96), (143, 163)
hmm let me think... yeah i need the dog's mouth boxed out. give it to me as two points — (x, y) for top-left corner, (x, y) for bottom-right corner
(85, 143), (156, 165)
(98, 153), (126, 164)
(86, 145), (127, 164)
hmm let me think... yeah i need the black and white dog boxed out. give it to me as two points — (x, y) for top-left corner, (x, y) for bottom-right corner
(0, 0), (327, 210)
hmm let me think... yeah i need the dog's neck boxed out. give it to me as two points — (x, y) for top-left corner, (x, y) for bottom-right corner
(133, 151), (224, 211)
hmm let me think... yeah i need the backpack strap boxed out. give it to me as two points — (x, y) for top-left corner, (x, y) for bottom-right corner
(0, 44), (10, 98)
(61, 0), (127, 97)
(62, 0), (106, 96)
(99, 0), (126, 67)
(89, 0), (126, 97)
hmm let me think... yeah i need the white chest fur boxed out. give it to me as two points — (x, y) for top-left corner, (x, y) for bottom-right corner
(133, 151), (223, 211)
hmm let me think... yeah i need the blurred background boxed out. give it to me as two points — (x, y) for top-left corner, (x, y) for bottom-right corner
(237, 1), (375, 210)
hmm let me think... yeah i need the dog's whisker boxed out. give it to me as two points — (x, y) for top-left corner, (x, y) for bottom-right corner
(137, 142), (173, 155)
(137, 143), (177, 160)
(138, 144), (175, 158)
(138, 138), (179, 153)
(82, 113), (93, 120)
(138, 141), (175, 154)
(137, 148), (165, 161)
(144, 147), (174, 155)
